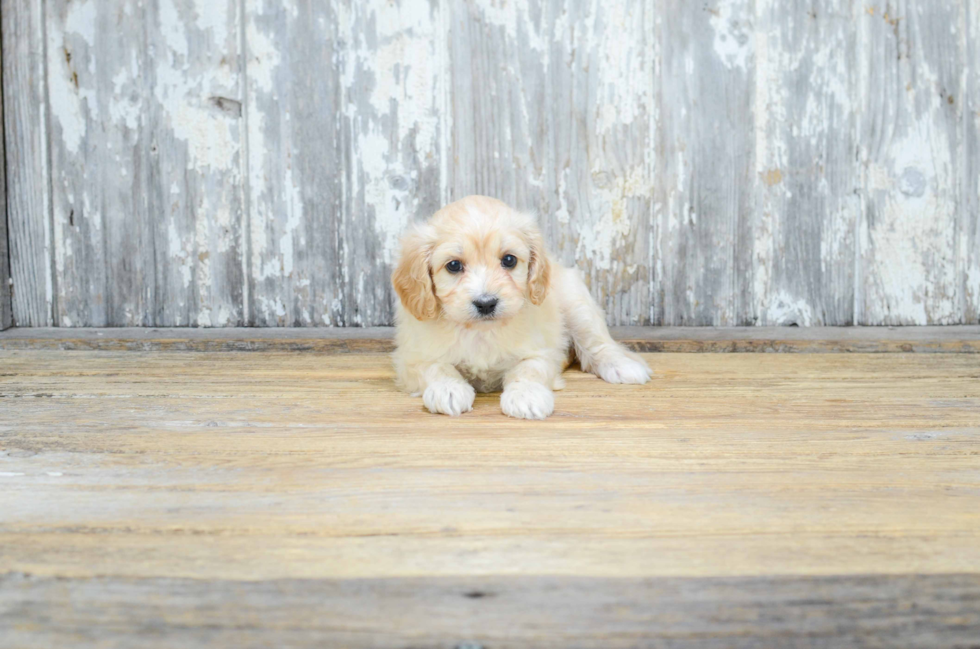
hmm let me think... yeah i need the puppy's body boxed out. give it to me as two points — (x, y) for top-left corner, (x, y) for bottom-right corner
(393, 196), (650, 420)
(395, 262), (567, 395)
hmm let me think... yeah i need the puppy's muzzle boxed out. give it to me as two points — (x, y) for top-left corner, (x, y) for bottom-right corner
(472, 295), (499, 317)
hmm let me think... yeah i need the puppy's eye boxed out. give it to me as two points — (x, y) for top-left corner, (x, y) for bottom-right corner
(501, 254), (518, 269)
(446, 260), (463, 274)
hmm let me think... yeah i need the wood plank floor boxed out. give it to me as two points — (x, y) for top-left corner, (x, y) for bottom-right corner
(1, 350), (979, 647)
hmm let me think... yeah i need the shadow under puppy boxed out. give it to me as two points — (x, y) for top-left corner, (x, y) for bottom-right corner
(392, 195), (651, 420)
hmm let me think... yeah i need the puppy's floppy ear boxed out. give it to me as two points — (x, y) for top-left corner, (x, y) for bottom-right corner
(392, 225), (438, 321)
(523, 218), (551, 306)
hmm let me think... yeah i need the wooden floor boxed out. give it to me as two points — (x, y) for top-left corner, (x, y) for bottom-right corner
(1, 347), (979, 647)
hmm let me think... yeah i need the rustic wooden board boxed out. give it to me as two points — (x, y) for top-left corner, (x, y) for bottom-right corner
(3, 573), (979, 648)
(964, 0), (980, 325)
(339, 0), (448, 327)
(657, 0), (751, 326)
(4, 0), (980, 327)
(0, 16), (9, 332)
(0, 351), (978, 644)
(0, 209), (8, 331)
(43, 0), (246, 327)
(748, 0), (860, 326)
(857, 1), (965, 326)
(244, 0), (446, 327)
(2, 0), (52, 327)
(2, 326), (980, 353)
(0, 352), (978, 581)
(243, 0), (344, 327)
(450, 0), (655, 325)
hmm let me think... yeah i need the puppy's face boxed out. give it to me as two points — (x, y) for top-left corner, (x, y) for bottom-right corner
(392, 196), (550, 326)
(429, 223), (532, 325)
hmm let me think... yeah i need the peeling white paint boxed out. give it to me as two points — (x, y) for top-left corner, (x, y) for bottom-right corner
(278, 165), (303, 278)
(863, 115), (957, 324)
(154, 0), (239, 172)
(158, 0), (188, 59)
(357, 130), (406, 263)
(593, 0), (648, 134)
(108, 55), (142, 131)
(709, 0), (753, 71)
(168, 221), (192, 289)
(766, 291), (815, 327)
(555, 166), (571, 225)
(48, 0), (100, 156)
(245, 12), (281, 94)
(579, 166), (651, 271)
(17, 0), (978, 328)
(190, 0), (229, 47)
(478, 0), (547, 54)
(65, 0), (97, 44)
(345, 0), (442, 262)
(753, 7), (772, 178)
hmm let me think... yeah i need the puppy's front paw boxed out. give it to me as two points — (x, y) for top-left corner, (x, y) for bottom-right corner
(423, 380), (475, 416)
(501, 381), (554, 420)
(596, 354), (652, 385)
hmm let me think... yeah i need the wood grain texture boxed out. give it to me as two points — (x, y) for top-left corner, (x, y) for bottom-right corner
(245, 0), (445, 327)
(1, 352), (979, 580)
(658, 0), (752, 326)
(340, 0), (447, 327)
(2, 0), (52, 327)
(964, 0), (980, 325)
(451, 0), (655, 325)
(0, 351), (978, 645)
(0, 18), (10, 332)
(857, 1), (965, 326)
(44, 0), (246, 327)
(0, 210), (8, 331)
(243, 0), (344, 326)
(2, 326), (980, 353)
(4, 0), (980, 327)
(3, 573), (979, 648)
(748, 1), (860, 326)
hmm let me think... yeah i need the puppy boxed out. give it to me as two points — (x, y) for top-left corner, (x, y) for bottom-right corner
(391, 195), (651, 420)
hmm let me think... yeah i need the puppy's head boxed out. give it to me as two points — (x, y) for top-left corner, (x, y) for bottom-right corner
(392, 196), (551, 325)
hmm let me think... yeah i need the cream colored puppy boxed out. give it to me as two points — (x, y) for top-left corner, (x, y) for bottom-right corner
(392, 195), (651, 420)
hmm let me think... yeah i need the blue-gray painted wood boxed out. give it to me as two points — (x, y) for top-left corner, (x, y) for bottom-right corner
(967, 0), (980, 325)
(42, 0), (246, 327)
(857, 0), (965, 325)
(450, 0), (655, 326)
(2, 0), (978, 327)
(2, 0), (52, 327)
(0, 2), (9, 331)
(745, 0), (860, 327)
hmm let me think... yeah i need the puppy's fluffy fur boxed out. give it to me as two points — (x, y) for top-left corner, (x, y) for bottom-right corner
(392, 195), (651, 420)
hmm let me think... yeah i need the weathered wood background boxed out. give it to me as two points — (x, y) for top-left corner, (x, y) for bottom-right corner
(2, 0), (978, 327)
(0, 12), (9, 332)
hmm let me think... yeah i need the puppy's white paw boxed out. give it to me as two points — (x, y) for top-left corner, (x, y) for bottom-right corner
(423, 380), (475, 416)
(596, 354), (652, 385)
(501, 381), (554, 420)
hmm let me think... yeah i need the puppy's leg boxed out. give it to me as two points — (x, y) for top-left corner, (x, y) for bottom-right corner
(501, 357), (559, 420)
(557, 268), (652, 385)
(407, 363), (476, 417)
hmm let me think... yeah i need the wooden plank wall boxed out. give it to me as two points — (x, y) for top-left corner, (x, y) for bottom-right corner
(0, 0), (9, 331)
(2, 0), (52, 327)
(2, 0), (978, 327)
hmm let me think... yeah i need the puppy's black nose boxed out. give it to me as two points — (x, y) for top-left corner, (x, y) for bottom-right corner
(473, 296), (499, 316)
